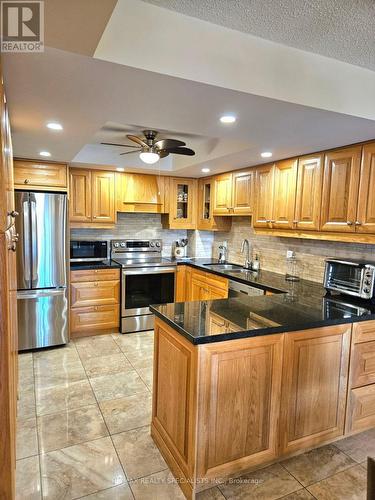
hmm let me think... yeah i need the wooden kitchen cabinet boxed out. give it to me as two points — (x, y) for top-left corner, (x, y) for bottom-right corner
(279, 324), (351, 456)
(175, 265), (187, 302)
(162, 177), (197, 229)
(272, 159), (298, 229)
(116, 172), (165, 213)
(213, 170), (254, 216)
(69, 169), (91, 222)
(69, 169), (115, 227)
(294, 155), (324, 231)
(253, 163), (275, 228)
(70, 268), (120, 336)
(356, 142), (375, 233)
(320, 146), (362, 232)
(14, 159), (68, 191)
(197, 177), (231, 231)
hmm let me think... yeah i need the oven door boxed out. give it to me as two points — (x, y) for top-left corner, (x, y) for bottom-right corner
(122, 267), (176, 317)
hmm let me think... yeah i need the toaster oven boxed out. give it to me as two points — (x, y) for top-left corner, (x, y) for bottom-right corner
(324, 259), (375, 300)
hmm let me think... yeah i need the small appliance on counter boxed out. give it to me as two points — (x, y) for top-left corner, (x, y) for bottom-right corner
(70, 240), (108, 263)
(173, 238), (188, 259)
(324, 258), (375, 300)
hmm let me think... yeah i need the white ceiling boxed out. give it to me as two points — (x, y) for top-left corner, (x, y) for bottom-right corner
(142, 0), (375, 71)
(3, 0), (375, 176)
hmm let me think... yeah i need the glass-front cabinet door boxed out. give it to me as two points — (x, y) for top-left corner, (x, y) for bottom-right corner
(169, 177), (197, 229)
(197, 177), (232, 231)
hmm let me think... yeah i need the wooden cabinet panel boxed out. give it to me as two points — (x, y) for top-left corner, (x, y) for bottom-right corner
(197, 177), (231, 231)
(69, 169), (91, 222)
(0, 93), (14, 232)
(356, 143), (375, 233)
(346, 385), (375, 434)
(70, 304), (119, 333)
(175, 265), (186, 302)
(272, 159), (298, 229)
(196, 334), (283, 479)
(152, 320), (198, 494)
(232, 170), (254, 215)
(254, 164), (274, 228)
(185, 266), (192, 301)
(280, 325), (351, 455)
(320, 147), (361, 232)
(71, 280), (119, 308)
(352, 320), (375, 343)
(191, 277), (207, 301)
(70, 268), (119, 283)
(163, 178), (197, 229)
(294, 155), (323, 231)
(350, 341), (375, 388)
(91, 171), (115, 223)
(116, 172), (164, 213)
(207, 286), (228, 300)
(14, 160), (67, 190)
(208, 312), (227, 334)
(213, 173), (232, 215)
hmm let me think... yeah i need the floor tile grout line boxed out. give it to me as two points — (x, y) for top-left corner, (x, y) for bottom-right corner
(278, 461), (306, 488)
(304, 461), (366, 493)
(331, 441), (367, 465)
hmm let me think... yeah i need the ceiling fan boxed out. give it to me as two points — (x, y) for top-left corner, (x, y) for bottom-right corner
(101, 129), (195, 164)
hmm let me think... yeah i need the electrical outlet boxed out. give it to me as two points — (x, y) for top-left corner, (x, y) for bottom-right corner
(286, 250), (294, 259)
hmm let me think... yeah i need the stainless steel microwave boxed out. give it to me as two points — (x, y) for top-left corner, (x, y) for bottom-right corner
(70, 240), (108, 262)
(324, 259), (375, 300)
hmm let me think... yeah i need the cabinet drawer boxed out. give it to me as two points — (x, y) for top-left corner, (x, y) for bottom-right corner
(350, 341), (375, 388)
(352, 321), (375, 343)
(346, 385), (375, 433)
(14, 160), (67, 189)
(71, 280), (119, 308)
(70, 304), (119, 333)
(70, 268), (120, 283)
(191, 268), (206, 281)
(205, 273), (228, 291)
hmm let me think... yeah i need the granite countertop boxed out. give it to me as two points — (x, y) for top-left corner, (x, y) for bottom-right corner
(151, 259), (375, 344)
(69, 260), (121, 271)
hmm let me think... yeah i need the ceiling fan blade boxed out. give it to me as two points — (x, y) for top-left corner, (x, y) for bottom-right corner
(119, 149), (141, 155)
(154, 138), (186, 150)
(167, 147), (195, 156)
(126, 134), (148, 148)
(101, 142), (140, 148)
(159, 150), (170, 158)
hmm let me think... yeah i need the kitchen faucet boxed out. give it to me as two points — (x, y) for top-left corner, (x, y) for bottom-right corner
(241, 239), (252, 269)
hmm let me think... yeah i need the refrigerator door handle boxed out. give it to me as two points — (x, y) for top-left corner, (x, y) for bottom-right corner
(23, 200), (31, 283)
(30, 199), (38, 284)
(17, 289), (66, 300)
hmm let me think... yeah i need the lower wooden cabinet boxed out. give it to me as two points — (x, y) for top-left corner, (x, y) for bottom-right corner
(346, 385), (375, 433)
(175, 265), (187, 302)
(187, 267), (228, 301)
(279, 325), (351, 455)
(70, 268), (120, 336)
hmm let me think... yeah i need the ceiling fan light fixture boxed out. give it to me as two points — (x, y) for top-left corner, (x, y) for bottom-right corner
(139, 151), (159, 164)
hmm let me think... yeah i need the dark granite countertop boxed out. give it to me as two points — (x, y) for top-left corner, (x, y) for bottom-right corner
(69, 260), (121, 271)
(151, 259), (375, 344)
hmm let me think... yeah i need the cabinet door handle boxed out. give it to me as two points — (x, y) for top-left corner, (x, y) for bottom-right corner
(270, 220), (276, 223)
(293, 220), (298, 224)
(24, 179), (30, 184)
(7, 210), (19, 218)
(94, 282), (98, 287)
(355, 221), (362, 226)
(346, 221), (354, 225)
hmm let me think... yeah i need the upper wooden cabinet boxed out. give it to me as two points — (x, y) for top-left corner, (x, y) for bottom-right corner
(14, 159), (67, 191)
(253, 164), (275, 228)
(320, 146), (362, 232)
(213, 170), (254, 216)
(272, 159), (298, 229)
(162, 177), (197, 229)
(294, 155), (324, 231)
(69, 169), (91, 222)
(197, 177), (231, 231)
(356, 142), (375, 233)
(69, 168), (115, 226)
(116, 173), (165, 213)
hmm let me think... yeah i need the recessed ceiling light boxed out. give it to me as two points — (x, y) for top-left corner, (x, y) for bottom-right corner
(39, 151), (51, 157)
(261, 151), (272, 158)
(220, 114), (236, 124)
(201, 168), (210, 173)
(46, 122), (63, 130)
(116, 168), (125, 172)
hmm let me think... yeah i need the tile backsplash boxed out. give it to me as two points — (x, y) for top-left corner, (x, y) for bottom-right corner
(71, 213), (375, 283)
(212, 217), (375, 283)
(70, 213), (187, 257)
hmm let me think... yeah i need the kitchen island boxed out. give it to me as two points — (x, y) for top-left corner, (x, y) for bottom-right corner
(150, 281), (375, 499)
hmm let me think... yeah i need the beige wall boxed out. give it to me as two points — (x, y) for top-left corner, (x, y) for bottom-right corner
(212, 217), (375, 283)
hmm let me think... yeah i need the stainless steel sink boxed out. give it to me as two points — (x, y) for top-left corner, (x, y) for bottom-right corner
(203, 263), (243, 271)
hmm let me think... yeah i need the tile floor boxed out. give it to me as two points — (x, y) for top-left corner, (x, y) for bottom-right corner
(16, 331), (371, 499)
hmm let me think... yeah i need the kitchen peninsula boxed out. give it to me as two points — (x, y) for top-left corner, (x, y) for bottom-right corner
(150, 262), (375, 499)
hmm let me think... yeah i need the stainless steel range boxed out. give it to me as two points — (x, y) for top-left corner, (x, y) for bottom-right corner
(111, 239), (176, 333)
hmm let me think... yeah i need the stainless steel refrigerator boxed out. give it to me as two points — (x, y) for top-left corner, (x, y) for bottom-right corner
(15, 191), (68, 350)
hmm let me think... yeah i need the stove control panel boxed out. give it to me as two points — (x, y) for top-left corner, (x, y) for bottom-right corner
(111, 239), (163, 256)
